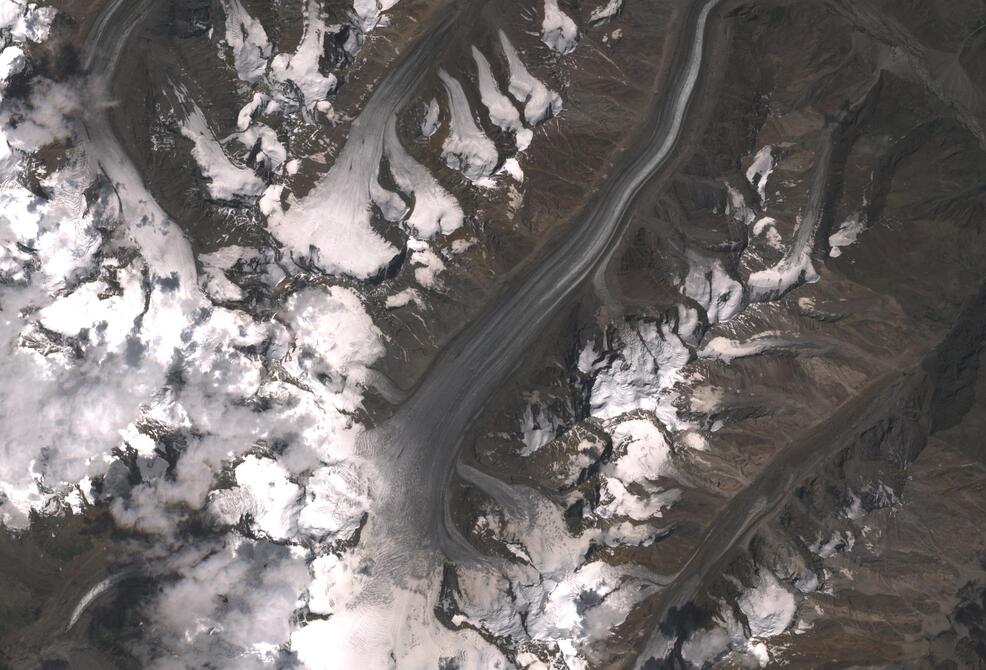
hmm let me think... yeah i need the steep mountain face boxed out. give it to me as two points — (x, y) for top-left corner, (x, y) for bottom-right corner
(0, 0), (984, 668)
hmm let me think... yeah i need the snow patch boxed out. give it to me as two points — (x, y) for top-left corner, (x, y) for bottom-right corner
(682, 255), (743, 323)
(582, 319), (691, 428)
(385, 116), (464, 238)
(472, 46), (533, 151)
(699, 331), (789, 363)
(738, 569), (797, 639)
(589, 0), (623, 24)
(828, 213), (865, 258)
(269, 0), (338, 109)
(606, 418), (673, 483)
(0, 0), (55, 43)
(438, 69), (499, 182)
(752, 216), (784, 250)
(385, 287), (424, 309)
(0, 45), (26, 83)
(408, 237), (446, 287)
(809, 530), (855, 558)
(420, 97), (440, 137)
(747, 238), (819, 302)
(210, 456), (302, 541)
(596, 477), (679, 520)
(297, 462), (371, 543)
(222, 0), (271, 84)
(519, 397), (561, 455)
(180, 98), (265, 200)
(353, 0), (400, 33)
(499, 30), (563, 125)
(746, 145), (774, 204)
(541, 0), (579, 55)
